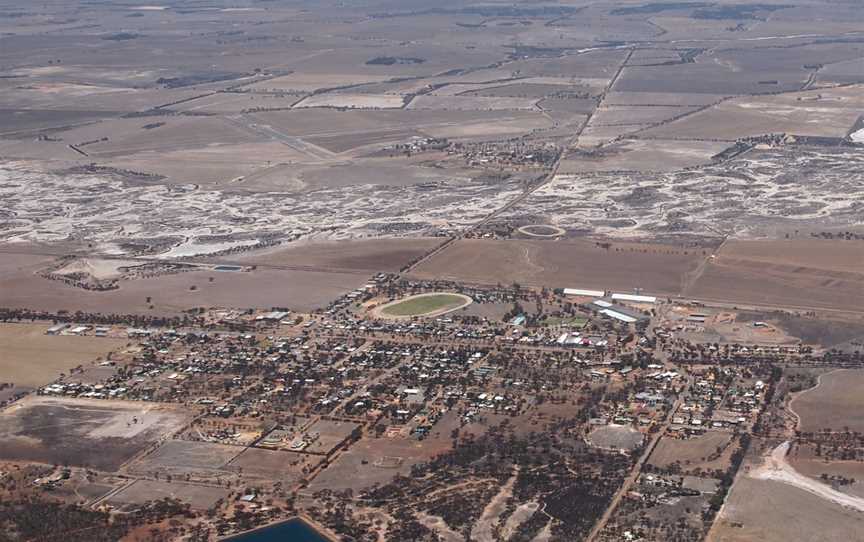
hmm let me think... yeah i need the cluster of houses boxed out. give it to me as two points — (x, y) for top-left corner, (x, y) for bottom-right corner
(670, 368), (764, 434)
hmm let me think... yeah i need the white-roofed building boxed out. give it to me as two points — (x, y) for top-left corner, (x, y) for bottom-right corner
(611, 293), (657, 304)
(564, 288), (606, 298)
(601, 309), (638, 323)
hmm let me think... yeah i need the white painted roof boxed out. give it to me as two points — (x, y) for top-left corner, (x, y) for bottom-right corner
(564, 288), (606, 297)
(601, 309), (638, 323)
(611, 293), (657, 303)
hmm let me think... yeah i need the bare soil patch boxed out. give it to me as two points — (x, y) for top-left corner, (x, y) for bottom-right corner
(587, 424), (643, 452)
(226, 447), (317, 483)
(126, 439), (244, 479)
(106, 479), (230, 510)
(0, 396), (191, 471)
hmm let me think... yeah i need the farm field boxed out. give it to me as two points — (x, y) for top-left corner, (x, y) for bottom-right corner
(0, 323), (127, 389)
(790, 369), (864, 433)
(559, 139), (730, 173)
(718, 240), (864, 275)
(710, 476), (864, 542)
(686, 240), (864, 313)
(640, 84), (864, 141)
(0, 259), (369, 315)
(409, 238), (704, 295)
(788, 457), (864, 500)
(294, 94), (406, 110)
(233, 238), (442, 273)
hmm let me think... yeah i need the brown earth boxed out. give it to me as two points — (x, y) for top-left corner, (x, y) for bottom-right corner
(234, 238), (442, 273)
(719, 240), (864, 274)
(409, 238), (704, 295)
(0, 257), (367, 315)
(0, 323), (127, 389)
(791, 369), (864, 433)
(710, 476), (864, 542)
(686, 240), (864, 313)
(0, 396), (191, 471)
(307, 429), (452, 493)
(649, 432), (734, 471)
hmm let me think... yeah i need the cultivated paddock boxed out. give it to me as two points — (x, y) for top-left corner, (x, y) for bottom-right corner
(0, 322), (127, 389)
(687, 240), (864, 313)
(409, 238), (704, 295)
(790, 369), (864, 433)
(0, 264), (369, 315)
(710, 476), (864, 542)
(234, 238), (442, 273)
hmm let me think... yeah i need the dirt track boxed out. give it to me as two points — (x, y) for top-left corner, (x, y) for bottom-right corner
(752, 441), (864, 513)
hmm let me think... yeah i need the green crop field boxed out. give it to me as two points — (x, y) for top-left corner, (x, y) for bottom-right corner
(381, 294), (468, 317)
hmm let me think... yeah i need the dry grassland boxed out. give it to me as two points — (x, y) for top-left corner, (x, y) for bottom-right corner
(649, 432), (734, 470)
(106, 479), (230, 510)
